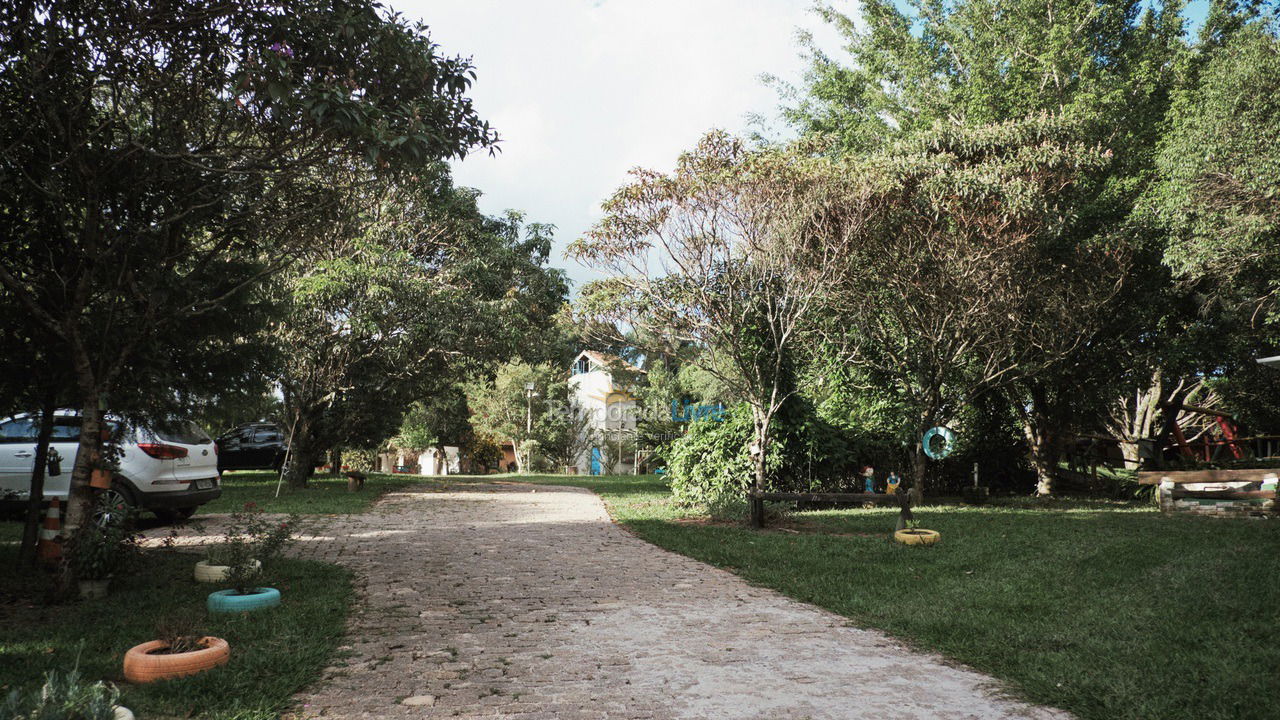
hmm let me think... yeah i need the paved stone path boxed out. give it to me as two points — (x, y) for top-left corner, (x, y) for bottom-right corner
(177, 483), (1070, 719)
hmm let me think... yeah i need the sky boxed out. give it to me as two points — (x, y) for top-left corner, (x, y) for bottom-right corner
(402, 0), (843, 290)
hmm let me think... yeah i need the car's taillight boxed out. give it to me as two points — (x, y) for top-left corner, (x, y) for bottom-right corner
(137, 443), (188, 459)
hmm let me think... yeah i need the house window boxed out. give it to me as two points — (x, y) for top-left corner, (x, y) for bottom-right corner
(573, 356), (591, 375)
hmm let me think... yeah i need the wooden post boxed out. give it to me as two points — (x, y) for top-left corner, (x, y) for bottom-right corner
(749, 494), (765, 529)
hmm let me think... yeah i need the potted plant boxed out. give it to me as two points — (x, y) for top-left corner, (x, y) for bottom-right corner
(2, 667), (135, 719)
(65, 513), (139, 599)
(889, 484), (940, 545)
(193, 543), (261, 583)
(205, 504), (300, 613)
(88, 440), (122, 490)
(123, 614), (229, 684)
(893, 518), (941, 546)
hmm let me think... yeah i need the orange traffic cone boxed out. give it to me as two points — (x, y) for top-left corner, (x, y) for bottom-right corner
(37, 497), (62, 565)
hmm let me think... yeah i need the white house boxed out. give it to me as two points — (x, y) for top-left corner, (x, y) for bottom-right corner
(568, 350), (640, 474)
(375, 445), (460, 475)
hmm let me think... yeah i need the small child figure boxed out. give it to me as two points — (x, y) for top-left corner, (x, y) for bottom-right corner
(862, 465), (876, 493)
(886, 471), (901, 495)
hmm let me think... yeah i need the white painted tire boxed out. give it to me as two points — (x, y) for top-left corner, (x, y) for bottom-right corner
(194, 559), (260, 583)
(113, 707), (135, 720)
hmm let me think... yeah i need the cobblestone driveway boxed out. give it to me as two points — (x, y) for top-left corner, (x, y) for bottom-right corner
(184, 483), (1070, 719)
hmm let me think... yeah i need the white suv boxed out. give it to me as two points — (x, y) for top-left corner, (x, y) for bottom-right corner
(0, 411), (222, 524)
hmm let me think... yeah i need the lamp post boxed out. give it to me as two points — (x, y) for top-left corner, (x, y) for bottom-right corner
(525, 382), (536, 433)
(524, 382), (538, 469)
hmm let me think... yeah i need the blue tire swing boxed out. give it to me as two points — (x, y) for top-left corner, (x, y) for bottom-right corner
(922, 426), (956, 460)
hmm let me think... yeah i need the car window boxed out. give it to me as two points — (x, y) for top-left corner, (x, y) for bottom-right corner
(0, 417), (36, 442)
(50, 418), (81, 440)
(151, 420), (211, 445)
(45, 416), (122, 441)
(253, 428), (283, 443)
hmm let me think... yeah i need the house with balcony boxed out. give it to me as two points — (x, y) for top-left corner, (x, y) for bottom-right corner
(568, 350), (641, 474)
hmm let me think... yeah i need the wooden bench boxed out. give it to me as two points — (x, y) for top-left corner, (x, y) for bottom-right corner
(1137, 469), (1278, 515)
(748, 491), (906, 528)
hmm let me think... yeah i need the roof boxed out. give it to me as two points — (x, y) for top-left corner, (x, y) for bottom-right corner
(573, 350), (644, 374)
(1257, 355), (1280, 369)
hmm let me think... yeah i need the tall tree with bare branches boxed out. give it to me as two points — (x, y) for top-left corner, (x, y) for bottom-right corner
(569, 132), (851, 520)
(819, 117), (1127, 500)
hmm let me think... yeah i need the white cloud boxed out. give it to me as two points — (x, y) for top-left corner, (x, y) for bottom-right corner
(399, 0), (851, 289)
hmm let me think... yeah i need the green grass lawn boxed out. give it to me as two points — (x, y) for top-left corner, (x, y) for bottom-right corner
(200, 470), (418, 515)
(477, 473), (1279, 720)
(0, 547), (352, 720)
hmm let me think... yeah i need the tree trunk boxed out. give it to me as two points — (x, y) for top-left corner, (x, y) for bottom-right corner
(909, 440), (926, 507)
(18, 396), (57, 570)
(1024, 418), (1058, 496)
(1119, 440), (1142, 470)
(285, 440), (318, 489)
(510, 437), (523, 473)
(750, 408), (773, 494)
(748, 407), (773, 528)
(328, 448), (342, 476)
(437, 445), (449, 476)
(63, 396), (104, 536)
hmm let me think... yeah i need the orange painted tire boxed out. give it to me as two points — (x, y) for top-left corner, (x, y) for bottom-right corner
(893, 529), (941, 546)
(123, 636), (229, 684)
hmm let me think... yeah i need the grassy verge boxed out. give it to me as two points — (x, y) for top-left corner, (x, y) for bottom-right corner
(200, 470), (418, 515)
(0, 547), (352, 720)
(481, 473), (1279, 720)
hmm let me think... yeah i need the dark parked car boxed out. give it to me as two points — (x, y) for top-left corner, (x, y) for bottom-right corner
(216, 422), (287, 473)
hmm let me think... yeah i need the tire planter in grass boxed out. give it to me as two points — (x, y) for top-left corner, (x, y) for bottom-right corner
(123, 636), (229, 684)
(893, 528), (941, 546)
(207, 587), (281, 613)
(193, 559), (260, 583)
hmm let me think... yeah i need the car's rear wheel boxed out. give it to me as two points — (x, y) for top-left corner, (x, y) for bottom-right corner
(93, 482), (136, 527)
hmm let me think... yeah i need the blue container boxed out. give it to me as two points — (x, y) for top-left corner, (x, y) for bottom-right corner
(207, 587), (281, 613)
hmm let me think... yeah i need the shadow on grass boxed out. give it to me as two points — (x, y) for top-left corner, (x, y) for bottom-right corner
(590, 490), (1279, 720)
(0, 547), (352, 720)
(200, 471), (419, 515)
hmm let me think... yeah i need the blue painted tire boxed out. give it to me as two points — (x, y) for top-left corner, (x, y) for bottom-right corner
(207, 588), (281, 613)
(922, 426), (957, 460)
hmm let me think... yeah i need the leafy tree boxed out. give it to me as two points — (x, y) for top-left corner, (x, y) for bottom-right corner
(538, 401), (598, 472)
(391, 386), (480, 474)
(666, 399), (855, 517)
(0, 0), (497, 533)
(1149, 12), (1280, 314)
(778, 0), (1185, 166)
(570, 132), (851, 517)
(464, 361), (568, 473)
(776, 0), (1214, 491)
(818, 117), (1124, 501)
(276, 178), (566, 487)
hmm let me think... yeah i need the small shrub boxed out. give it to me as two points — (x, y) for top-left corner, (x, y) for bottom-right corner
(1, 667), (119, 720)
(209, 503), (302, 594)
(152, 614), (204, 654)
(342, 447), (379, 472)
(65, 513), (139, 581)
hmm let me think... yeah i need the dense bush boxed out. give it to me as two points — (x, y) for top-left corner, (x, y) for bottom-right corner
(666, 405), (755, 511)
(666, 399), (870, 515)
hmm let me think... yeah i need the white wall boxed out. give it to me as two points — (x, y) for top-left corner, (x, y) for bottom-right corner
(569, 367), (637, 474)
